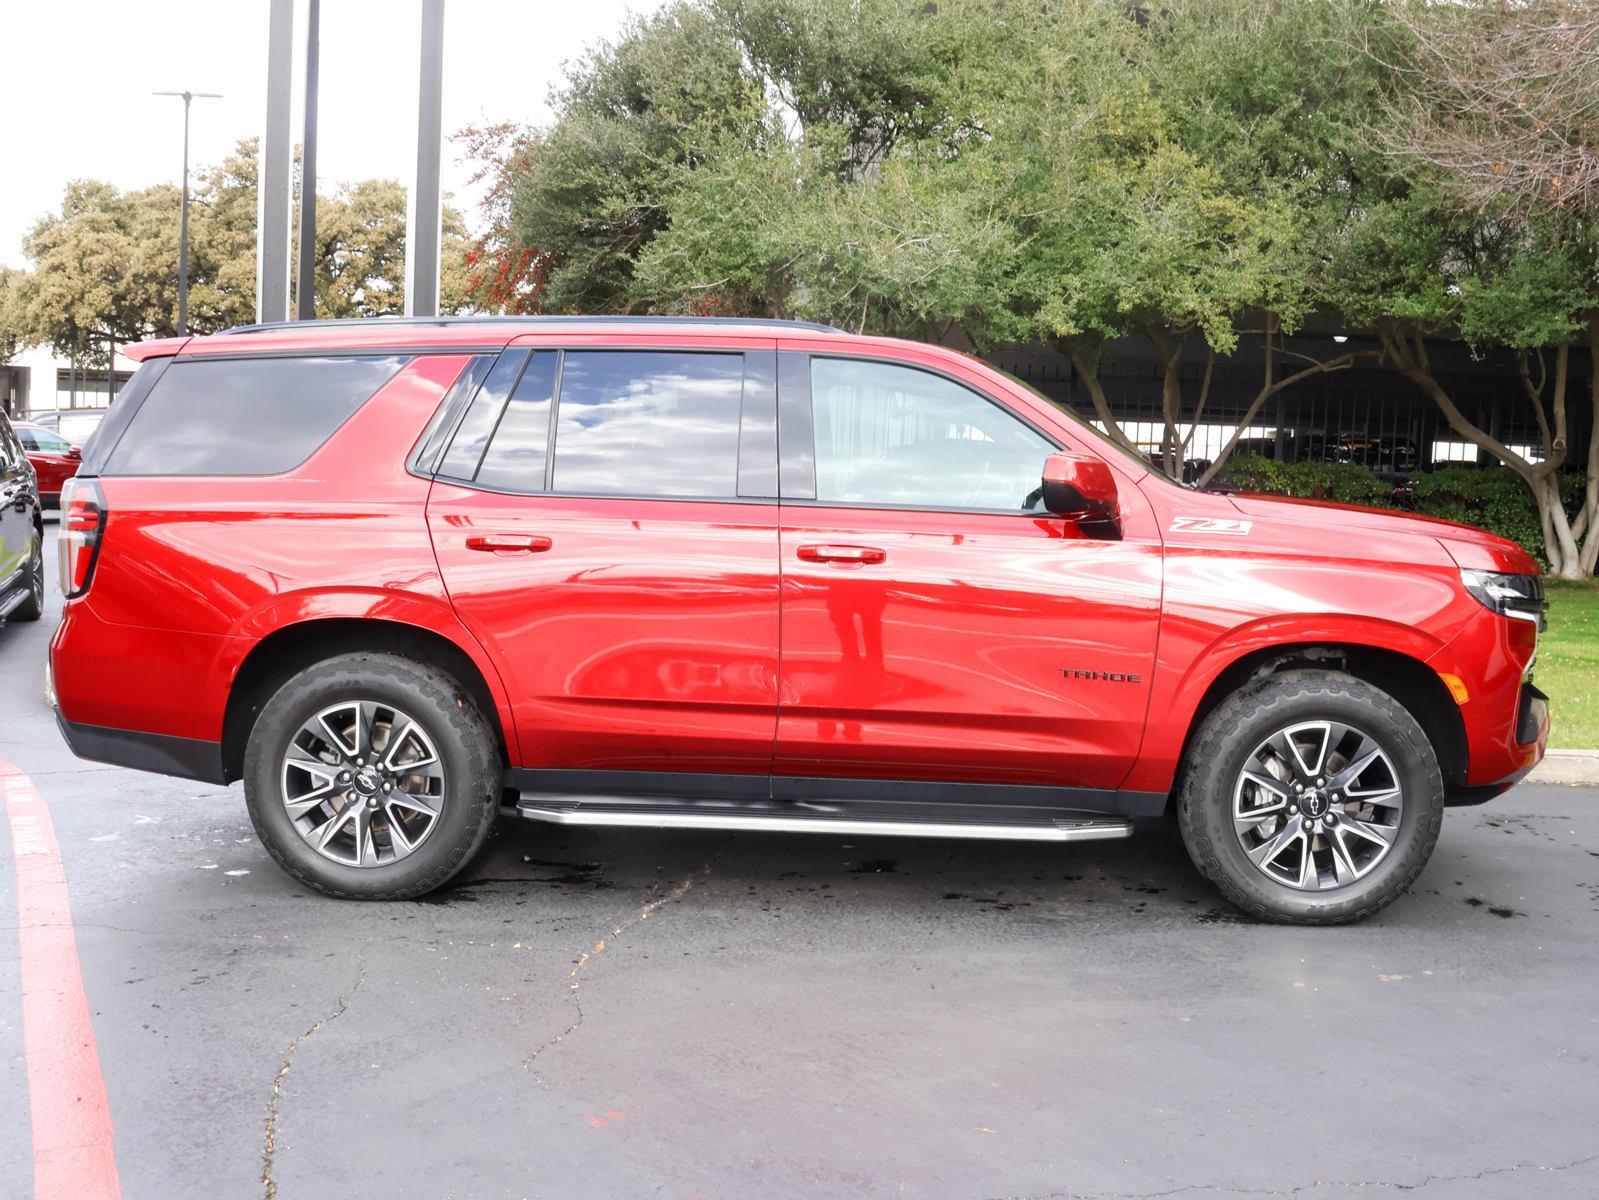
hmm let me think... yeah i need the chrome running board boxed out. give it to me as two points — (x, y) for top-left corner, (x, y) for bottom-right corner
(514, 799), (1132, 843)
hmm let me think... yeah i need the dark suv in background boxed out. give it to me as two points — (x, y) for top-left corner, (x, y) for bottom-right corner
(0, 409), (45, 624)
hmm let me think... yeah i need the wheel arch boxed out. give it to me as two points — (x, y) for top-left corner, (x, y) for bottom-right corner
(221, 617), (512, 784)
(1173, 642), (1467, 805)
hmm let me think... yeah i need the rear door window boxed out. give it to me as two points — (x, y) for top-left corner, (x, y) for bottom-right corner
(551, 351), (744, 498)
(103, 355), (406, 476)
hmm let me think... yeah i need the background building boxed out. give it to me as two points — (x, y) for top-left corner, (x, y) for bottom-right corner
(988, 329), (1592, 482)
(0, 344), (137, 420)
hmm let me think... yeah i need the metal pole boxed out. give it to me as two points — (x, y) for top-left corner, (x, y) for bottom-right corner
(179, 92), (191, 334)
(296, 0), (321, 321)
(107, 335), (117, 403)
(258, 0), (295, 324)
(406, 0), (446, 317)
(155, 90), (221, 335)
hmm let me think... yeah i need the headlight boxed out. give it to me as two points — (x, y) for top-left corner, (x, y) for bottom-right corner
(1460, 570), (1546, 629)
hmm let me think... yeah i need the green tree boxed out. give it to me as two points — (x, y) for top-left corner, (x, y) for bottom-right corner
(552, 1), (1371, 473)
(505, 2), (765, 313)
(0, 268), (24, 364)
(1338, 1), (1599, 579)
(1, 138), (473, 364)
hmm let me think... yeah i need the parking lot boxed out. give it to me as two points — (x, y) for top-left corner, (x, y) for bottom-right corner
(0, 522), (1594, 1199)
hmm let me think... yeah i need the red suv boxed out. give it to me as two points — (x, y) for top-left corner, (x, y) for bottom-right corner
(49, 318), (1549, 923)
(14, 421), (82, 505)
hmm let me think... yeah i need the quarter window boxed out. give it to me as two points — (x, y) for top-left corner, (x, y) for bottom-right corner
(439, 350), (529, 481)
(809, 358), (1055, 511)
(474, 353), (560, 491)
(104, 355), (406, 476)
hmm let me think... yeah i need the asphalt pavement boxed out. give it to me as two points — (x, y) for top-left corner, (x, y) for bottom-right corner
(2, 524), (1597, 1200)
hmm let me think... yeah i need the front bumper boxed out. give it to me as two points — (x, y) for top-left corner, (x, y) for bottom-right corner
(1517, 682), (1549, 749)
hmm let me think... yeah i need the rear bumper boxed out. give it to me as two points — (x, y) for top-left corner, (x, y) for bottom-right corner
(54, 712), (227, 785)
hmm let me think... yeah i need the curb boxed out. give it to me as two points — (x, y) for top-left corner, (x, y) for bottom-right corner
(1527, 749), (1599, 787)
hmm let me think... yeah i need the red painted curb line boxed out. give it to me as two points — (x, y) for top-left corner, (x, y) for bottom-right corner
(2, 759), (122, 1200)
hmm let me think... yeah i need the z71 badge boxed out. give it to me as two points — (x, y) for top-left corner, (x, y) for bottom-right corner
(1170, 516), (1253, 536)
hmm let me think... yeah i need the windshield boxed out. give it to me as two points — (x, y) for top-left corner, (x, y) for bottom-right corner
(1000, 371), (1180, 485)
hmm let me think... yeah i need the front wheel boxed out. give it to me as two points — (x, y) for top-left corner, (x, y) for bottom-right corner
(243, 653), (501, 899)
(1177, 670), (1445, 925)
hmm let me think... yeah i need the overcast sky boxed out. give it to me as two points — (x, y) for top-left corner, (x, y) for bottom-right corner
(0, 0), (666, 269)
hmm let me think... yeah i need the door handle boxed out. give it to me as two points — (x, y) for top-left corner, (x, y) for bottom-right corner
(796, 543), (886, 565)
(465, 533), (553, 554)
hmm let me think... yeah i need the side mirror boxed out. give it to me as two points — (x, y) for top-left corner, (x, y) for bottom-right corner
(1041, 451), (1122, 538)
(67, 446), (82, 460)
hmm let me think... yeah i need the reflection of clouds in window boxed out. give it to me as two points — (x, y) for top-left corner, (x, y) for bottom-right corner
(553, 353), (743, 497)
(811, 358), (1053, 511)
(475, 353), (558, 491)
(441, 350), (528, 480)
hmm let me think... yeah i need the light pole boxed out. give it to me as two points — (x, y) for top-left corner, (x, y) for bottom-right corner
(154, 90), (222, 335)
(297, 0), (321, 321)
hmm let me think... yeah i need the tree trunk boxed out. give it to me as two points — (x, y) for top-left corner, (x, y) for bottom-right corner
(1195, 331), (1366, 489)
(1144, 328), (1189, 479)
(1053, 337), (1141, 455)
(1580, 315), (1599, 576)
(1379, 322), (1595, 577)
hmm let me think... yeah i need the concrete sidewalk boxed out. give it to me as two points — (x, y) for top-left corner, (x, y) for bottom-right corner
(1530, 749), (1599, 786)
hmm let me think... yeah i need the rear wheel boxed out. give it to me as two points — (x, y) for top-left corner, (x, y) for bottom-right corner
(10, 528), (44, 622)
(243, 653), (500, 899)
(1177, 670), (1444, 925)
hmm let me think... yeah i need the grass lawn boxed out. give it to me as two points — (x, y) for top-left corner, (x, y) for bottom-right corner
(1541, 582), (1599, 749)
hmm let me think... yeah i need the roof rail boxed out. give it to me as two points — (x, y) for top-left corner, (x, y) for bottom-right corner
(214, 315), (844, 336)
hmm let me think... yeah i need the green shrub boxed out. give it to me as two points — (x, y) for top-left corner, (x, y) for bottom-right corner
(1215, 455), (1394, 506)
(1410, 466), (1581, 569)
(1210, 456), (1582, 568)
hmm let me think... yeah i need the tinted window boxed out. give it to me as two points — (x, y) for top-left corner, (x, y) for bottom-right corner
(105, 356), (405, 476)
(809, 358), (1055, 511)
(475, 352), (559, 491)
(552, 351), (744, 498)
(439, 349), (528, 480)
(411, 354), (495, 475)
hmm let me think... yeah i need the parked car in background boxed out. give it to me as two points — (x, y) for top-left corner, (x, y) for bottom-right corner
(14, 421), (81, 506)
(0, 409), (45, 623)
(48, 317), (1548, 924)
(1221, 432), (1421, 485)
(32, 408), (108, 450)
(1145, 452), (1212, 485)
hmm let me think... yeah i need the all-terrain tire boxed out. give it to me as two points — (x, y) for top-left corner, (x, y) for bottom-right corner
(243, 652), (500, 899)
(1177, 669), (1445, 925)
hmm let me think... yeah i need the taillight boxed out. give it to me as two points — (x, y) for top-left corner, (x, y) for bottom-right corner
(58, 477), (106, 598)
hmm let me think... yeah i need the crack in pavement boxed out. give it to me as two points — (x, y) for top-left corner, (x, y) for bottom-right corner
(522, 862), (712, 1081)
(990, 1152), (1599, 1200)
(261, 955), (367, 1200)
